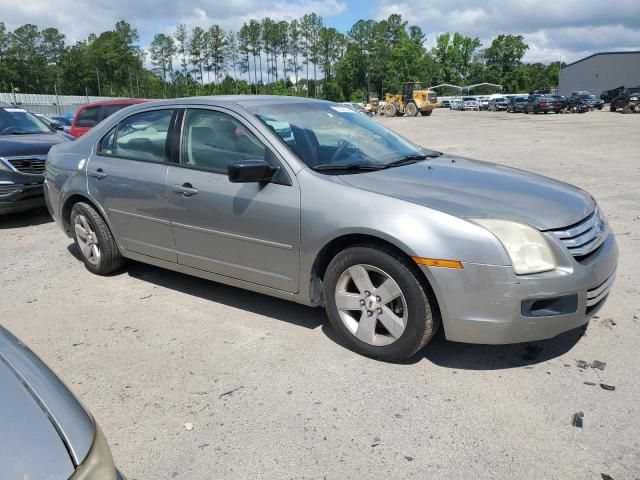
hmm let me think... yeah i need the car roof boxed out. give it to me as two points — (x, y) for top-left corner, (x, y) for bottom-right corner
(78, 99), (148, 109)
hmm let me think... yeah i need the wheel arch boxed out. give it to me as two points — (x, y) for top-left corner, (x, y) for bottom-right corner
(308, 233), (441, 319)
(61, 193), (113, 239)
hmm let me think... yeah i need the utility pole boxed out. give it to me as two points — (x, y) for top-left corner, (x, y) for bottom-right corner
(96, 67), (101, 96)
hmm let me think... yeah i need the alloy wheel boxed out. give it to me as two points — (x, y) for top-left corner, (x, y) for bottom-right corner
(74, 214), (101, 265)
(334, 264), (408, 346)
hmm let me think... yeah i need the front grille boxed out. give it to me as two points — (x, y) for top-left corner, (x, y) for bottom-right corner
(586, 271), (616, 313)
(7, 156), (47, 174)
(550, 208), (607, 258)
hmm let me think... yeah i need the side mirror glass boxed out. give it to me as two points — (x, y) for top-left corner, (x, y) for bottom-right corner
(227, 159), (278, 183)
(51, 122), (64, 131)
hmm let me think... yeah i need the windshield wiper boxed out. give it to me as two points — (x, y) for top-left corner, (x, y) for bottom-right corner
(312, 163), (386, 171)
(384, 152), (441, 168)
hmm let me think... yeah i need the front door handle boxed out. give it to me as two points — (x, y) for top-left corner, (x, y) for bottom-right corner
(173, 183), (199, 197)
(88, 168), (107, 180)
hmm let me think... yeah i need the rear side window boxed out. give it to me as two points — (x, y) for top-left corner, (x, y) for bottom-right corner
(101, 104), (130, 121)
(99, 109), (173, 162)
(75, 106), (100, 127)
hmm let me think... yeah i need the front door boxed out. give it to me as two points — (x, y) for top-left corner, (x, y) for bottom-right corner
(166, 107), (300, 292)
(88, 108), (177, 262)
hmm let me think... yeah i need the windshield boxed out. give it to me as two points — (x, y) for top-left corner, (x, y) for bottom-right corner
(516, 97), (528, 102)
(248, 102), (433, 171)
(52, 116), (72, 126)
(462, 97), (476, 101)
(627, 88), (640, 94)
(0, 108), (52, 135)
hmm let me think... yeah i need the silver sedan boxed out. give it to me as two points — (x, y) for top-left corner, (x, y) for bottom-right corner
(44, 96), (618, 361)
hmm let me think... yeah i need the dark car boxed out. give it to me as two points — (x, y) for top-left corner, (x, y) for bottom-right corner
(507, 96), (529, 113)
(571, 93), (604, 110)
(524, 96), (563, 114)
(0, 104), (72, 214)
(0, 325), (124, 479)
(549, 95), (568, 110)
(610, 86), (640, 113)
(70, 99), (147, 138)
(600, 86), (624, 104)
(488, 97), (509, 111)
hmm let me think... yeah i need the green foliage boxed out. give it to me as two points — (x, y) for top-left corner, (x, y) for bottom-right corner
(0, 17), (562, 99)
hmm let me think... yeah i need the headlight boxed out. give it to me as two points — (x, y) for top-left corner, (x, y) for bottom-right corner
(630, 97), (638, 101)
(70, 424), (117, 480)
(473, 219), (557, 275)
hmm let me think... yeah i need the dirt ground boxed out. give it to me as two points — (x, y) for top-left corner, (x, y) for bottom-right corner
(1, 109), (639, 479)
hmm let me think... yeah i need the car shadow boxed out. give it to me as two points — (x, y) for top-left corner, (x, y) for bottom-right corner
(0, 208), (52, 229)
(66, 246), (586, 368)
(322, 321), (585, 370)
(124, 260), (325, 330)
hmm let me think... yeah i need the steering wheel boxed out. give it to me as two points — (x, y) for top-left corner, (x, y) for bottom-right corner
(329, 140), (356, 164)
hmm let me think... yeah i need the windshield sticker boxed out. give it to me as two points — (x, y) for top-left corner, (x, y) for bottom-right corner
(330, 106), (357, 113)
(4, 108), (27, 113)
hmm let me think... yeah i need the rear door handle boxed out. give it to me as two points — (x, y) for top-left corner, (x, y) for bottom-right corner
(173, 183), (198, 197)
(88, 168), (107, 180)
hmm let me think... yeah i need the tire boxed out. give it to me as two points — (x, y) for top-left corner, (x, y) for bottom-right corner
(323, 245), (439, 362)
(623, 105), (632, 114)
(634, 104), (640, 113)
(524, 109), (529, 114)
(383, 103), (397, 117)
(420, 110), (432, 116)
(70, 202), (124, 275)
(405, 102), (419, 117)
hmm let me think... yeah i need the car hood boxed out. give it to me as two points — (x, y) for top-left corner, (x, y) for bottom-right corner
(0, 132), (70, 157)
(0, 358), (75, 479)
(338, 155), (594, 230)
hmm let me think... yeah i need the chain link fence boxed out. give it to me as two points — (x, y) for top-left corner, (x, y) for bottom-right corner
(0, 92), (128, 117)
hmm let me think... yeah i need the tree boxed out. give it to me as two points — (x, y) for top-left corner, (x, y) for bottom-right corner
(484, 34), (529, 78)
(207, 25), (228, 86)
(174, 23), (189, 94)
(238, 24), (253, 91)
(248, 20), (262, 87)
(189, 26), (206, 89)
(149, 33), (176, 96)
(288, 19), (302, 92)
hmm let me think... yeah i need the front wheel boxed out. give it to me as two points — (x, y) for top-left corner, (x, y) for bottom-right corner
(323, 245), (438, 362)
(420, 110), (432, 116)
(405, 102), (419, 117)
(71, 202), (124, 275)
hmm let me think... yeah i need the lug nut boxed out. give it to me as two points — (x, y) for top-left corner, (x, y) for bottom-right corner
(376, 296), (381, 302)
(360, 299), (365, 306)
(367, 311), (373, 317)
(365, 291), (370, 296)
(377, 308), (382, 314)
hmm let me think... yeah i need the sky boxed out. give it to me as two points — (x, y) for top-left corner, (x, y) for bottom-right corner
(1, 0), (640, 64)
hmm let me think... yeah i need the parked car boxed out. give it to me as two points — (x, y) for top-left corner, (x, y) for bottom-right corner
(462, 96), (479, 110)
(0, 325), (125, 479)
(488, 97), (509, 111)
(610, 86), (640, 113)
(69, 99), (147, 138)
(600, 86), (624, 104)
(524, 96), (563, 114)
(340, 102), (374, 117)
(51, 115), (73, 133)
(35, 113), (66, 131)
(507, 96), (529, 113)
(0, 103), (73, 214)
(549, 95), (568, 111)
(478, 98), (490, 110)
(440, 99), (451, 108)
(570, 93), (604, 110)
(450, 98), (464, 110)
(45, 96), (618, 361)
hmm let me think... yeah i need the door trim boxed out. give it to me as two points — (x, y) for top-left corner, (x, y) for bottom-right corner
(108, 208), (171, 225)
(171, 221), (293, 250)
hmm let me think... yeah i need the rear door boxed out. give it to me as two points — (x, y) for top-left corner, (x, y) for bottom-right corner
(87, 107), (178, 262)
(166, 107), (301, 292)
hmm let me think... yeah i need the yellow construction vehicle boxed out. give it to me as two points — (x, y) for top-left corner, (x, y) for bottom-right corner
(383, 82), (439, 117)
(364, 92), (380, 115)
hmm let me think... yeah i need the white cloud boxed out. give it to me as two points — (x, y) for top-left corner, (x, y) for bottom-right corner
(374, 0), (640, 63)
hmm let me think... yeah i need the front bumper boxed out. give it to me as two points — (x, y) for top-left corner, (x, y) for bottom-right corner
(425, 232), (618, 344)
(0, 172), (45, 214)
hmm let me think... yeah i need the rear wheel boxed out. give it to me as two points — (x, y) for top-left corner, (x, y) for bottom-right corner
(404, 102), (419, 117)
(323, 245), (438, 362)
(71, 202), (123, 275)
(610, 105), (616, 112)
(420, 110), (433, 116)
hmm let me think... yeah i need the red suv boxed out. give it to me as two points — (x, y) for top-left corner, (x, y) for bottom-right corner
(69, 99), (147, 138)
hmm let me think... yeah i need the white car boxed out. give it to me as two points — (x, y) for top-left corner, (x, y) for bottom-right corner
(462, 97), (479, 110)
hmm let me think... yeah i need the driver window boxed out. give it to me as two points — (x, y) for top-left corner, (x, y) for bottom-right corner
(181, 109), (266, 172)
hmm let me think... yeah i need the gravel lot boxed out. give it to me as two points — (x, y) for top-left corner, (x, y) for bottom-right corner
(1, 109), (639, 479)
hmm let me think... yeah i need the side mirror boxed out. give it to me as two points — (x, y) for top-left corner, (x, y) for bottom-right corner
(228, 159), (278, 183)
(51, 122), (64, 131)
